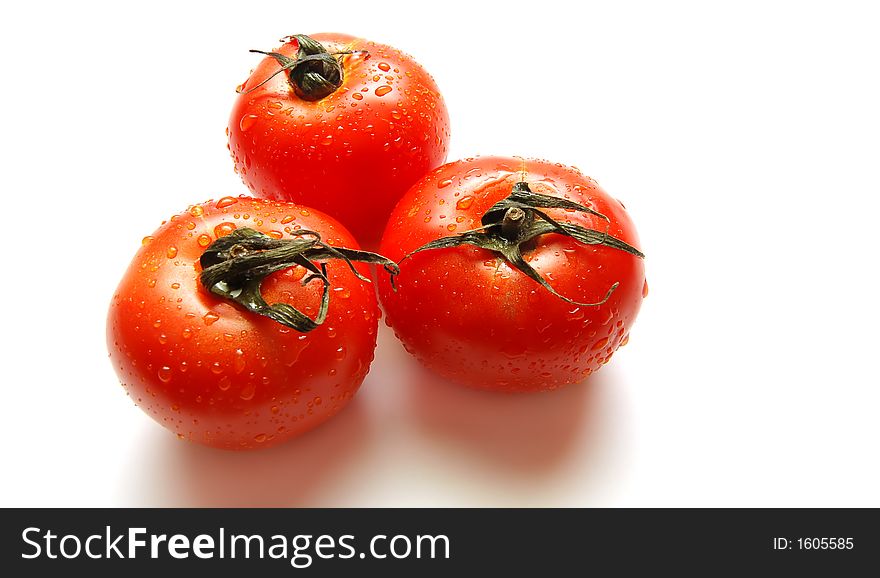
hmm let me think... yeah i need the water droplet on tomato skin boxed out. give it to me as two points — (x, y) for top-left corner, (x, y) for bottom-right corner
(437, 179), (453, 189)
(239, 114), (258, 131)
(253, 433), (267, 443)
(214, 222), (237, 238)
(216, 196), (238, 209)
(642, 279), (649, 298)
(592, 337), (609, 350)
(197, 234), (212, 247)
(189, 205), (204, 218)
(375, 85), (392, 97)
(378, 62), (391, 72)
(203, 312), (220, 325)
(158, 366), (172, 383)
(456, 196), (474, 210)
(165, 246), (178, 259)
(239, 384), (256, 401)
(232, 349), (247, 374)
(141, 236), (154, 246)
(217, 376), (231, 391)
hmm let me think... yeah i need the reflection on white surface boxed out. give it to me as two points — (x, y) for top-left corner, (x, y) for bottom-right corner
(118, 324), (628, 507)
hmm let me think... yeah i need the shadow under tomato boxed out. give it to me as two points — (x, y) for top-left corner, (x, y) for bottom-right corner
(395, 346), (605, 476)
(124, 399), (371, 507)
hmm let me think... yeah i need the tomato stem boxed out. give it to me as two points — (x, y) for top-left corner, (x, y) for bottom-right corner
(199, 228), (399, 331)
(399, 181), (644, 307)
(245, 34), (364, 101)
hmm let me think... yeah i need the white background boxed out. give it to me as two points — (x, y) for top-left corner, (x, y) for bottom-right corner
(1, 0), (878, 506)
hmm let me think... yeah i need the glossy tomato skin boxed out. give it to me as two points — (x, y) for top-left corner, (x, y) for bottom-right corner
(378, 157), (646, 392)
(107, 197), (379, 449)
(228, 33), (450, 247)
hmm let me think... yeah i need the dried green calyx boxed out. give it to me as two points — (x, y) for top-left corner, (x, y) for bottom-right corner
(244, 34), (367, 101)
(199, 228), (398, 332)
(400, 181), (645, 306)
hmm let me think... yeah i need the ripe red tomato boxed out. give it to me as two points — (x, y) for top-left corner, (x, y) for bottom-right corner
(107, 196), (385, 449)
(377, 157), (647, 392)
(228, 33), (451, 247)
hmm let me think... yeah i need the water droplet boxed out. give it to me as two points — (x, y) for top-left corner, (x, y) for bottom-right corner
(642, 279), (649, 298)
(437, 178), (453, 189)
(197, 234), (212, 247)
(378, 62), (391, 72)
(214, 222), (237, 238)
(352, 92), (363, 101)
(447, 224), (457, 232)
(391, 110), (402, 120)
(253, 433), (267, 443)
(334, 346), (346, 360)
(267, 230), (283, 239)
(189, 205), (204, 218)
(502, 342), (527, 358)
(375, 85), (392, 97)
(333, 286), (351, 299)
(203, 312), (220, 325)
(592, 337), (609, 350)
(158, 333), (167, 344)
(182, 328), (192, 339)
(314, 396), (322, 406)
(141, 236), (153, 246)
(211, 362), (223, 374)
(271, 405), (280, 414)
(239, 114), (258, 131)
(456, 196), (474, 209)
(280, 215), (295, 224)
(217, 376), (231, 391)
(234, 349), (246, 374)
(171, 282), (180, 290)
(216, 196), (238, 209)
(239, 384), (256, 401)
(158, 366), (172, 383)
(166, 246), (178, 259)
(620, 334), (630, 347)
(320, 134), (333, 145)
(299, 209), (311, 217)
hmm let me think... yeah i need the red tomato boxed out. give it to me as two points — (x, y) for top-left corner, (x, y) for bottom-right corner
(377, 157), (647, 392)
(228, 33), (451, 247)
(107, 196), (384, 449)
